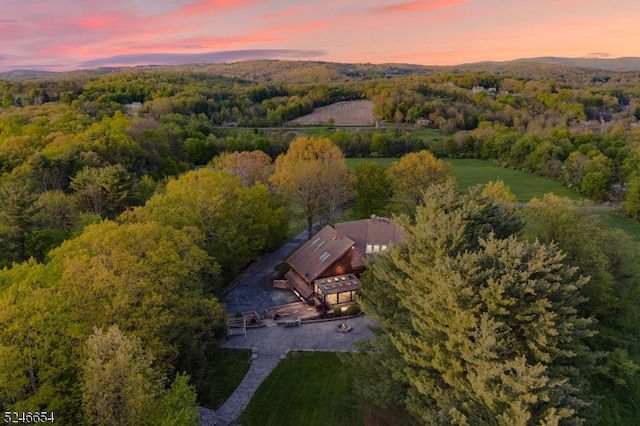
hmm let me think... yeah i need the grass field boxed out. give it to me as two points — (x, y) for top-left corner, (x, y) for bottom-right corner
(601, 211), (640, 243)
(206, 348), (252, 409)
(239, 352), (361, 426)
(345, 157), (585, 202)
(446, 159), (585, 202)
(344, 157), (640, 239)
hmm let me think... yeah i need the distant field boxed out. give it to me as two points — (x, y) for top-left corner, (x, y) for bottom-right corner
(344, 157), (640, 240)
(288, 100), (375, 126)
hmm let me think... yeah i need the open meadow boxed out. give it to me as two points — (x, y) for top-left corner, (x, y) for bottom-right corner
(345, 158), (584, 202)
(344, 157), (640, 242)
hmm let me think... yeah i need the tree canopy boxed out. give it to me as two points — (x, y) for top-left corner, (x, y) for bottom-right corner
(270, 136), (351, 238)
(354, 183), (598, 425)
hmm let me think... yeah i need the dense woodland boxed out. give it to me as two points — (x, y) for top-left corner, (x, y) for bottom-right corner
(1, 60), (640, 424)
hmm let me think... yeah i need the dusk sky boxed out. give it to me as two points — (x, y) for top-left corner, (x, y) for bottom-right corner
(1, 0), (640, 72)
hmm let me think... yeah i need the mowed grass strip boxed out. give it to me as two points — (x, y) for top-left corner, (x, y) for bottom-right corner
(239, 352), (362, 426)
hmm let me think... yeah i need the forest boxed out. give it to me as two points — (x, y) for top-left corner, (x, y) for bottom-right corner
(1, 60), (640, 424)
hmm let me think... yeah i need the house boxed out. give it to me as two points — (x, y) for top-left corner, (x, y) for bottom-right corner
(285, 217), (403, 305)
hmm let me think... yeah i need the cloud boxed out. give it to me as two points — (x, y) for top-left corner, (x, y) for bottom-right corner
(78, 49), (326, 67)
(261, 7), (302, 20)
(371, 0), (467, 14)
(170, 0), (257, 20)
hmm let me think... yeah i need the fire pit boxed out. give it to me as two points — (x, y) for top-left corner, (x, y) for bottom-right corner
(337, 323), (352, 333)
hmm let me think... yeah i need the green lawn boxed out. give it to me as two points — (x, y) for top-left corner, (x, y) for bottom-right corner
(446, 159), (585, 202)
(205, 348), (252, 409)
(601, 211), (640, 243)
(345, 157), (585, 203)
(345, 157), (398, 171)
(239, 352), (362, 426)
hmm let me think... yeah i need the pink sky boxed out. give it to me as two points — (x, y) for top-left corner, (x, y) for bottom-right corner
(1, 0), (639, 72)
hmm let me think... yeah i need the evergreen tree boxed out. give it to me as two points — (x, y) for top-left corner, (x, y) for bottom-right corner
(356, 183), (598, 425)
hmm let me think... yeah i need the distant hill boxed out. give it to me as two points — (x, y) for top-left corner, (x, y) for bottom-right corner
(0, 69), (60, 82)
(513, 57), (640, 72)
(2, 56), (639, 83)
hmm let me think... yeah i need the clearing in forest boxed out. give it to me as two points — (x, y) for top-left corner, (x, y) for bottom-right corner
(288, 100), (375, 126)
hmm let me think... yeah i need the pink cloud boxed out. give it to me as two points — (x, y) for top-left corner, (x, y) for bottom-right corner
(170, 0), (257, 19)
(80, 16), (122, 29)
(261, 7), (302, 20)
(372, 0), (468, 14)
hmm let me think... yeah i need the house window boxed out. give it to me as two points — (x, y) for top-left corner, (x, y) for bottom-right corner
(326, 293), (338, 305)
(365, 244), (373, 254)
(319, 252), (330, 262)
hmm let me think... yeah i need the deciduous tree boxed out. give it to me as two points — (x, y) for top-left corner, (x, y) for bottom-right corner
(270, 136), (350, 238)
(386, 150), (452, 205)
(211, 150), (272, 187)
(352, 162), (392, 218)
(82, 325), (160, 426)
(130, 169), (287, 278)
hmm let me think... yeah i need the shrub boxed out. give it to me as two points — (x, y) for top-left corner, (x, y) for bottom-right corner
(333, 307), (343, 317)
(274, 262), (290, 276)
(234, 312), (243, 318)
(345, 305), (361, 316)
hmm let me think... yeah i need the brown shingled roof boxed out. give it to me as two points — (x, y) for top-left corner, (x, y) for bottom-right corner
(335, 217), (403, 265)
(287, 225), (355, 283)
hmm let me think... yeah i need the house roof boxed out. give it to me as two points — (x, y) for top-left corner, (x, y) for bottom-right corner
(335, 217), (403, 264)
(285, 270), (315, 298)
(314, 273), (360, 295)
(287, 225), (355, 283)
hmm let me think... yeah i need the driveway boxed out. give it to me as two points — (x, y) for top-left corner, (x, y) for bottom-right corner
(222, 230), (307, 317)
(205, 229), (379, 426)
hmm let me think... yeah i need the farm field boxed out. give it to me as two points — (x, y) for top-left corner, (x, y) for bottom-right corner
(601, 212), (640, 243)
(287, 100), (375, 126)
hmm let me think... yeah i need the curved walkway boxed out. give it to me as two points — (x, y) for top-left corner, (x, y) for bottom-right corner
(206, 315), (376, 425)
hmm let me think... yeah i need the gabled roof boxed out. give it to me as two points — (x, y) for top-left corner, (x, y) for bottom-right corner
(335, 217), (403, 264)
(287, 225), (355, 283)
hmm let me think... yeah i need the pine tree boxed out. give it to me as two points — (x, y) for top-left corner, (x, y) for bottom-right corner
(356, 183), (598, 425)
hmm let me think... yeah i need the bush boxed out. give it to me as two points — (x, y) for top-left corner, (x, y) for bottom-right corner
(333, 307), (343, 317)
(275, 262), (290, 276)
(234, 312), (243, 318)
(345, 305), (361, 316)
